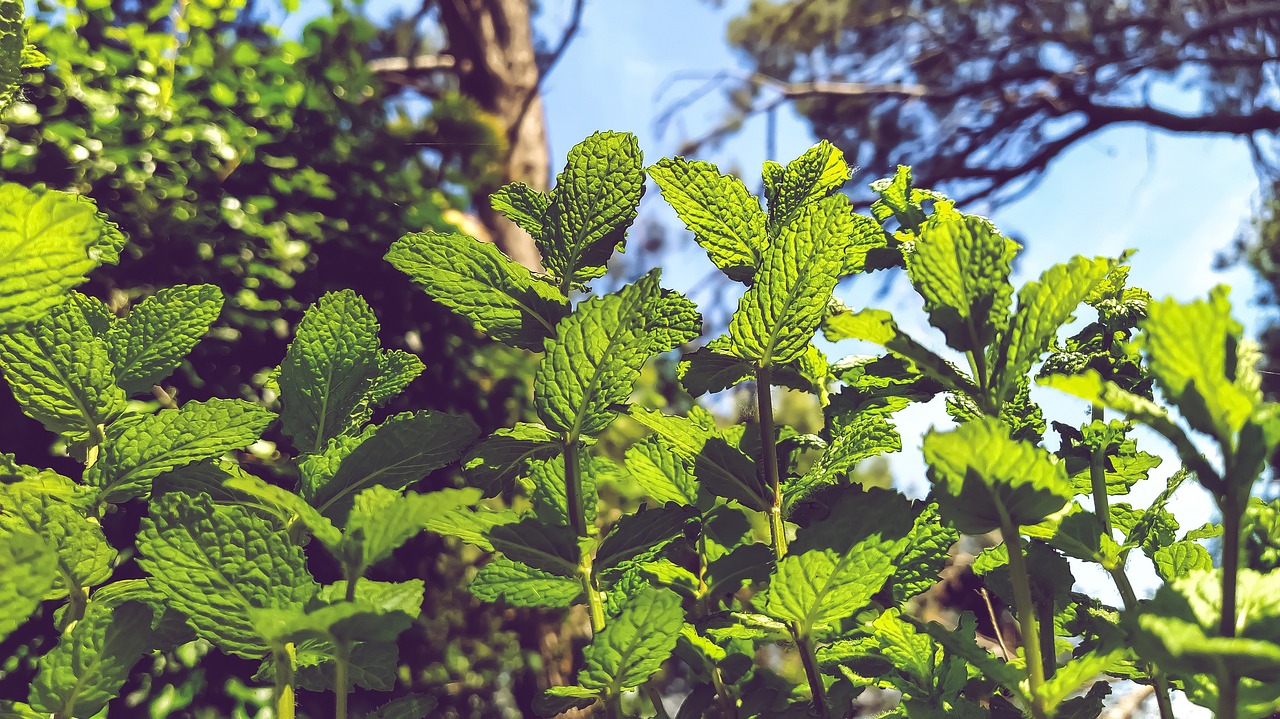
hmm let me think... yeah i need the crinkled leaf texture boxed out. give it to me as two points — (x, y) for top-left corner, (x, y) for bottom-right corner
(535, 270), (699, 439)
(385, 231), (567, 351)
(137, 492), (317, 657)
(761, 488), (913, 636)
(29, 600), (155, 718)
(727, 195), (857, 365)
(923, 417), (1072, 534)
(0, 487), (115, 601)
(578, 586), (683, 694)
(0, 185), (122, 330)
(463, 422), (560, 495)
(539, 131), (645, 289)
(106, 283), (223, 395)
(905, 205), (1017, 353)
(0, 293), (126, 442)
(648, 156), (766, 282)
(0, 533), (55, 642)
(88, 398), (275, 504)
(278, 290), (382, 452)
(469, 556), (582, 608)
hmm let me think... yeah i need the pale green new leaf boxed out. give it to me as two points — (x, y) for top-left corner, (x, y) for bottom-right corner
(999, 256), (1112, 399)
(727, 195), (856, 365)
(0, 490), (115, 600)
(579, 587), (683, 694)
(137, 493), (317, 657)
(870, 165), (927, 231)
(904, 206), (1017, 353)
(107, 284), (223, 395)
(536, 686), (598, 717)
(1153, 540), (1214, 582)
(462, 423), (560, 495)
(469, 556), (582, 608)
(0, 295), (126, 441)
(29, 600), (155, 718)
(88, 398), (275, 503)
(303, 410), (478, 521)
(385, 232), (567, 351)
(764, 140), (850, 233)
(535, 271), (699, 438)
(279, 290), (380, 452)
(490, 182), (549, 241)
(649, 157), (765, 282)
(872, 608), (936, 685)
(923, 417), (1072, 534)
(540, 131), (645, 288)
(0, 533), (55, 642)
(0, 185), (121, 330)
(1140, 287), (1256, 441)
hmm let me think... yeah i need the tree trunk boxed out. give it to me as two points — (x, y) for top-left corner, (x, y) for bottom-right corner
(438, 0), (547, 270)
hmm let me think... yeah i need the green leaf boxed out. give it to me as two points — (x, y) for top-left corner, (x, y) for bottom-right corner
(221, 474), (342, 549)
(923, 417), (1073, 534)
(1130, 568), (1280, 682)
(625, 435), (699, 506)
(784, 412), (901, 509)
(0, 489), (115, 601)
(88, 398), (275, 504)
(727, 195), (857, 365)
(870, 165), (928, 232)
(0, 294), (126, 442)
(871, 608), (935, 685)
(0, 186), (121, 330)
(524, 453), (599, 528)
(540, 131), (645, 288)
(302, 410), (477, 521)
(535, 270), (699, 438)
(361, 349), (424, 415)
(628, 406), (767, 511)
(998, 256), (1112, 399)
(763, 140), (850, 234)
(107, 284), (223, 395)
(1139, 287), (1257, 441)
(29, 600), (155, 718)
(344, 487), (480, 573)
(915, 613), (1027, 702)
(707, 542), (774, 600)
(762, 488), (913, 635)
(0, 533), (55, 642)
(385, 232), (567, 351)
(423, 504), (518, 551)
(536, 686), (599, 717)
(596, 504), (695, 573)
(904, 206), (1017, 353)
(649, 156), (766, 282)
(469, 556), (582, 608)
(278, 290), (381, 452)
(0, 0), (27, 111)
(490, 182), (549, 241)
(1035, 647), (1123, 712)
(488, 518), (580, 576)
(579, 587), (683, 694)
(462, 423), (560, 495)
(137, 492), (316, 657)
(1153, 540), (1214, 582)
(891, 503), (960, 603)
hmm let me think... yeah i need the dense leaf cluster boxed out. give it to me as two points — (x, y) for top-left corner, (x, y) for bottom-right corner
(2, 5), (1280, 719)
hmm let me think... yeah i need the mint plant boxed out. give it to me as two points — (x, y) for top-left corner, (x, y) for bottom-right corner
(3, 4), (1280, 714)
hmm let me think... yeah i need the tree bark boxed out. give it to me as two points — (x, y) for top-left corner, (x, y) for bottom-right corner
(437, 0), (547, 270)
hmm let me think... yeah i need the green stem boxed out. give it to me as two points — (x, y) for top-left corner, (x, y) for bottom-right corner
(794, 627), (829, 717)
(583, 563), (606, 634)
(755, 364), (786, 560)
(564, 437), (587, 538)
(604, 691), (622, 719)
(997, 507), (1048, 719)
(1218, 490), (1243, 719)
(1088, 404), (1114, 539)
(273, 642), (297, 719)
(1109, 568), (1176, 719)
(697, 527), (738, 719)
(334, 642), (349, 719)
(644, 683), (671, 719)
